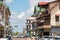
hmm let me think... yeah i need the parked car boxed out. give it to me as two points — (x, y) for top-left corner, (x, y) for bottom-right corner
(43, 36), (60, 40)
(6, 35), (12, 40)
(13, 35), (18, 38)
(43, 36), (53, 40)
(0, 38), (8, 40)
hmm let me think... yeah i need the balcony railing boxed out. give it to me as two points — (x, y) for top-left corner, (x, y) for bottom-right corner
(43, 22), (50, 25)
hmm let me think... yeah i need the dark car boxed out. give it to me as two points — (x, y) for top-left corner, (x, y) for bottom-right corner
(6, 35), (12, 40)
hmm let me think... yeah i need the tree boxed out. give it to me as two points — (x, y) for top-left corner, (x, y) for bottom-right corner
(15, 31), (20, 35)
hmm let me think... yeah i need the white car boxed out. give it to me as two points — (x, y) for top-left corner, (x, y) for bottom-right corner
(13, 36), (18, 38)
(43, 36), (53, 40)
(44, 38), (53, 40)
(0, 38), (8, 40)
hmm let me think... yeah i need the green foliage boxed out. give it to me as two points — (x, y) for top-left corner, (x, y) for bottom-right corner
(0, 1), (3, 6)
(15, 31), (20, 35)
(12, 31), (20, 35)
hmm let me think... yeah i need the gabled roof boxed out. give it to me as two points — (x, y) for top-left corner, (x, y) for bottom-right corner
(38, 2), (49, 5)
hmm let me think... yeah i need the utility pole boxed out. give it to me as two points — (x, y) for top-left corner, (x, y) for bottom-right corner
(3, 0), (6, 38)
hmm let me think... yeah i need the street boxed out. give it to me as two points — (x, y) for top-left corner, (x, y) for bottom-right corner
(13, 38), (30, 40)
(12, 38), (32, 40)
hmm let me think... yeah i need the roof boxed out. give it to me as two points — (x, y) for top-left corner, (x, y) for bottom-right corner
(38, 2), (49, 5)
(55, 10), (60, 16)
(38, 0), (60, 5)
(27, 17), (37, 20)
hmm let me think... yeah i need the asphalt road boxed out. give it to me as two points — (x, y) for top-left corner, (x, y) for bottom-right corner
(12, 38), (31, 40)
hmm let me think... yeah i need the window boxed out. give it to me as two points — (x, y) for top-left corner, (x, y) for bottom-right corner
(32, 22), (35, 28)
(43, 32), (49, 36)
(41, 8), (46, 12)
(0, 12), (3, 21)
(55, 16), (59, 22)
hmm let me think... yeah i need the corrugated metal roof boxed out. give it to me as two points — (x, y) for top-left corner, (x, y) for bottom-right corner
(38, 2), (49, 5)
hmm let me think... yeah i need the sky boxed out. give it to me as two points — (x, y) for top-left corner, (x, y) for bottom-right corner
(5, 0), (55, 33)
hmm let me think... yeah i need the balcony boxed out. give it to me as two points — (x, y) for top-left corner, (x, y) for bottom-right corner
(43, 25), (51, 32)
(43, 25), (51, 28)
(5, 20), (9, 25)
(43, 21), (50, 25)
(41, 10), (50, 16)
(36, 26), (43, 30)
(43, 16), (50, 25)
(0, 19), (5, 27)
(0, 21), (5, 26)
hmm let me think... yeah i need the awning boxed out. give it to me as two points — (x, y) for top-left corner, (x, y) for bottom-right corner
(43, 25), (51, 28)
(55, 10), (60, 16)
(36, 26), (43, 29)
(55, 14), (60, 16)
(43, 25), (51, 32)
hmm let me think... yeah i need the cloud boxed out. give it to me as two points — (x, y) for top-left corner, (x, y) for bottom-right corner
(10, 6), (34, 20)
(10, 11), (17, 19)
(9, 7), (34, 32)
(27, 7), (34, 14)
(11, 11), (17, 15)
(17, 12), (26, 20)
(29, 0), (39, 7)
(10, 7), (34, 27)
(26, 7), (34, 17)
(29, 0), (55, 7)
(10, 11), (25, 20)
(5, 0), (13, 3)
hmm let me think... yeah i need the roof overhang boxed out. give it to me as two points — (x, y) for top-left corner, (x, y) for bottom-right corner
(38, 0), (60, 6)
(55, 14), (60, 16)
(38, 2), (49, 5)
(27, 17), (37, 20)
(55, 10), (60, 16)
(43, 25), (51, 28)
